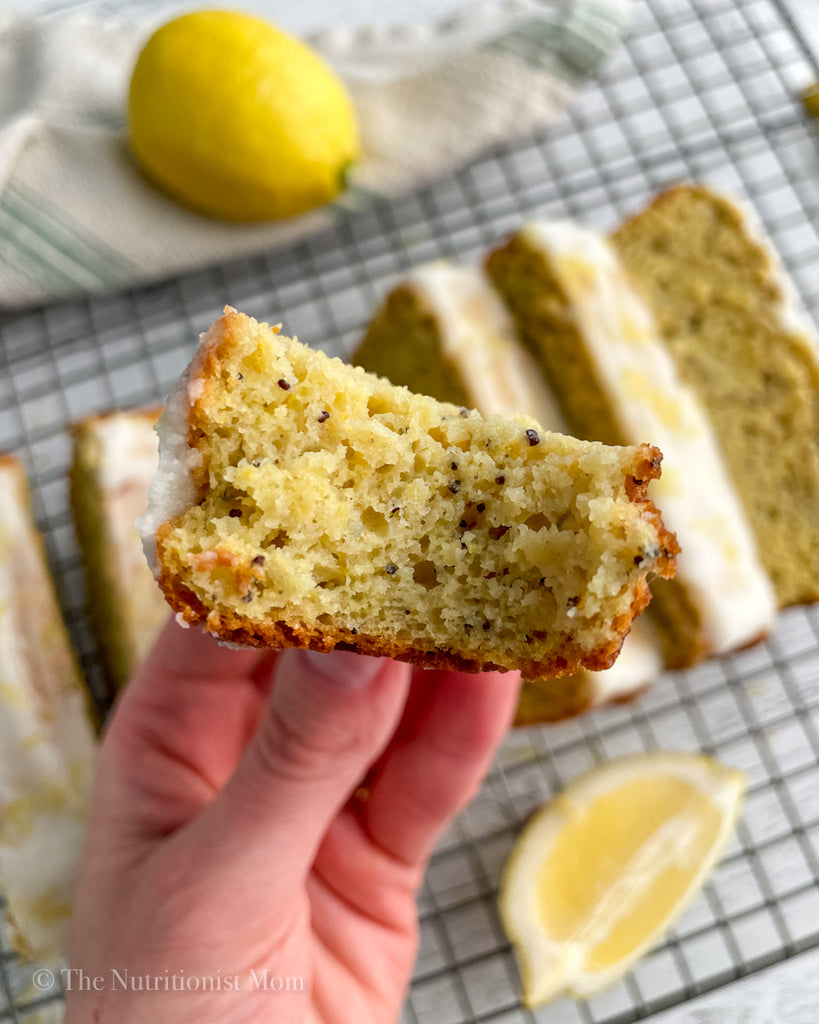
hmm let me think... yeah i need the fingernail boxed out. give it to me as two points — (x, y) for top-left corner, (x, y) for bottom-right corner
(301, 648), (385, 688)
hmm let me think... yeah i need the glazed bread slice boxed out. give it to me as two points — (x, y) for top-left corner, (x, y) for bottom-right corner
(141, 308), (676, 677)
(353, 261), (663, 720)
(71, 410), (169, 695)
(487, 220), (776, 669)
(613, 185), (819, 607)
(0, 456), (96, 964)
(354, 260), (563, 425)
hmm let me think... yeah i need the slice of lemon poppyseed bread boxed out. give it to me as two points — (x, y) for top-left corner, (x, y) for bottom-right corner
(139, 308), (677, 678)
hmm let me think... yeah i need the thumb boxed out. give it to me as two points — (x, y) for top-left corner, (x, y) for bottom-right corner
(191, 647), (411, 886)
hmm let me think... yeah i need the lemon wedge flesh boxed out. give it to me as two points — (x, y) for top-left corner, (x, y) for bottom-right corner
(499, 752), (744, 1006)
(128, 10), (360, 221)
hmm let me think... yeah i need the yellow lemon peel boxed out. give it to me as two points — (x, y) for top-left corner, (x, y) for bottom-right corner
(128, 10), (360, 221)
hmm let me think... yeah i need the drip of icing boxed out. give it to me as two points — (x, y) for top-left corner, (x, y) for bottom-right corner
(136, 315), (229, 572)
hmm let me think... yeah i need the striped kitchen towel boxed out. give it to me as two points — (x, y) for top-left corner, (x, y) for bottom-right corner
(0, 1), (630, 308)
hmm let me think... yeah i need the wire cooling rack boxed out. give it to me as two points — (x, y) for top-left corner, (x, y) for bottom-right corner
(2, 0), (819, 1021)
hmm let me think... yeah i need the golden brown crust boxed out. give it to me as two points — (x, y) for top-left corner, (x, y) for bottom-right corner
(512, 632), (661, 727)
(156, 530), (659, 679)
(186, 309), (255, 494)
(353, 286), (474, 407)
(623, 448), (680, 579)
(155, 557), (633, 677)
(0, 452), (25, 476)
(155, 521), (670, 678)
(71, 406), (164, 435)
(615, 182), (693, 234)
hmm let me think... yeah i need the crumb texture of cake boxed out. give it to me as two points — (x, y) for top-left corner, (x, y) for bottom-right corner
(0, 456), (96, 964)
(71, 410), (169, 693)
(354, 261), (665, 719)
(144, 308), (676, 677)
(487, 219), (776, 668)
(613, 185), (819, 608)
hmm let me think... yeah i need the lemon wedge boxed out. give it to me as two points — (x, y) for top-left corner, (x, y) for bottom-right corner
(499, 752), (744, 1006)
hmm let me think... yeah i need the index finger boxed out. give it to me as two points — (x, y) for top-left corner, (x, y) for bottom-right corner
(361, 668), (522, 867)
(137, 615), (268, 686)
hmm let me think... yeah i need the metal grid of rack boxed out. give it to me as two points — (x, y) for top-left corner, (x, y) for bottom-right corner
(2, 0), (819, 1020)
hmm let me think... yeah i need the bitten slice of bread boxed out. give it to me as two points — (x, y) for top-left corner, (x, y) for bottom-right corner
(140, 308), (676, 677)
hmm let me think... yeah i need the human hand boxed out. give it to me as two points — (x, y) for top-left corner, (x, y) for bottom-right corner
(65, 619), (521, 1023)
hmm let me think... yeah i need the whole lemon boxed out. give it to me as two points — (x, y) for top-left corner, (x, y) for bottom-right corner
(128, 10), (360, 221)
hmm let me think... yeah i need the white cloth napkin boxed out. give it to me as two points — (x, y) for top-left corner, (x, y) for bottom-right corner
(0, 0), (629, 308)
